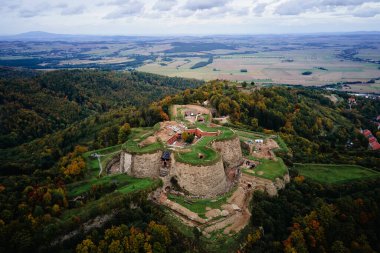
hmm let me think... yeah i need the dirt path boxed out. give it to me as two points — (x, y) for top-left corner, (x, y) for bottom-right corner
(251, 138), (279, 160)
(172, 104), (212, 119)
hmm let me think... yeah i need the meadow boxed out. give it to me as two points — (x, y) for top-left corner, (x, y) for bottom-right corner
(243, 157), (288, 181)
(294, 163), (380, 184)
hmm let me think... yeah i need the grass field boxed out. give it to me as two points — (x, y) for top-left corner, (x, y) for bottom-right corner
(168, 190), (233, 219)
(243, 158), (288, 181)
(67, 173), (156, 198)
(294, 163), (380, 184)
(175, 124), (236, 165)
(342, 81), (380, 94)
(235, 129), (267, 140)
(175, 137), (220, 165)
(82, 144), (123, 177)
(122, 127), (164, 154)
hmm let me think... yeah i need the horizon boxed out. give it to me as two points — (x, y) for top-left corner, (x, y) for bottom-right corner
(2, 30), (380, 37)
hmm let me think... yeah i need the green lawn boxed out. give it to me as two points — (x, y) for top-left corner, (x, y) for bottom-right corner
(122, 127), (164, 154)
(243, 158), (288, 181)
(82, 144), (123, 177)
(294, 163), (380, 184)
(124, 139), (164, 154)
(175, 137), (220, 165)
(168, 190), (233, 219)
(235, 129), (267, 140)
(175, 124), (236, 165)
(117, 178), (156, 194)
(67, 173), (156, 198)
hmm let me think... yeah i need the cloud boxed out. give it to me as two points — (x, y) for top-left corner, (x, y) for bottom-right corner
(252, 3), (267, 15)
(352, 3), (380, 17)
(153, 0), (177, 11)
(184, 0), (231, 11)
(104, 1), (144, 19)
(18, 2), (51, 18)
(61, 5), (85, 16)
(1, 0), (379, 35)
(274, 0), (380, 16)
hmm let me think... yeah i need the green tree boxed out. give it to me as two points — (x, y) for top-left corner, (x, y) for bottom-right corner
(76, 239), (97, 253)
(251, 118), (259, 129)
(331, 241), (349, 253)
(118, 123), (131, 144)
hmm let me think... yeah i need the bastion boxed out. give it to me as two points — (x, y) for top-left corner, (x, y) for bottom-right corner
(110, 120), (244, 197)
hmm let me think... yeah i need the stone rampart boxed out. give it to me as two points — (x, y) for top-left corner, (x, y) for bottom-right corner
(172, 158), (228, 197)
(212, 136), (242, 168)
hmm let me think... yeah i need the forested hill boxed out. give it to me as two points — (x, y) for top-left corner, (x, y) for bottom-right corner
(157, 81), (380, 169)
(0, 68), (203, 148)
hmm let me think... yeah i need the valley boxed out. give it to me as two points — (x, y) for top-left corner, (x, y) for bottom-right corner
(1, 33), (380, 91)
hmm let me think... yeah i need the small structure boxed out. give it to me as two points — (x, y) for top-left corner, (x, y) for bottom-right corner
(160, 151), (172, 177)
(348, 97), (357, 110)
(362, 129), (380, 151)
(161, 151), (171, 167)
(255, 139), (264, 144)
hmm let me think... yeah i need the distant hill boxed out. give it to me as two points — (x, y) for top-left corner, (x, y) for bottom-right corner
(0, 31), (162, 41)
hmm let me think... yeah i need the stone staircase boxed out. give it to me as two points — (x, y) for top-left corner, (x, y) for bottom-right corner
(159, 167), (170, 177)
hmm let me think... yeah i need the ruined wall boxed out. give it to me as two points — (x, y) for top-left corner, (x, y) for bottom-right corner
(131, 152), (162, 178)
(120, 152), (132, 173)
(106, 154), (121, 174)
(241, 171), (290, 197)
(171, 158), (228, 197)
(120, 151), (162, 178)
(212, 136), (242, 168)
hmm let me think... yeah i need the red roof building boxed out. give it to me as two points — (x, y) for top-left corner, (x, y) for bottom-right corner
(363, 129), (372, 138)
(362, 129), (380, 151)
(370, 141), (380, 151)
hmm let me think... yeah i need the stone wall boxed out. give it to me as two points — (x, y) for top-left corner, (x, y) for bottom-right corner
(171, 158), (228, 197)
(212, 136), (242, 168)
(120, 151), (162, 178)
(131, 152), (162, 178)
(106, 154), (121, 174)
(241, 171), (290, 197)
(120, 152), (132, 173)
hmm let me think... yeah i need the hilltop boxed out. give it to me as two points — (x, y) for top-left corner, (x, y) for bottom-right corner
(0, 69), (379, 253)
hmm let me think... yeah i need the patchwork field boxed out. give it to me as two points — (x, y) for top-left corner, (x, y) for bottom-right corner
(138, 49), (380, 86)
(342, 80), (380, 93)
(294, 163), (380, 184)
(1, 33), (380, 90)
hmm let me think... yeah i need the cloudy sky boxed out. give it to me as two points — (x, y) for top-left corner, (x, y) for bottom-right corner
(0, 0), (380, 35)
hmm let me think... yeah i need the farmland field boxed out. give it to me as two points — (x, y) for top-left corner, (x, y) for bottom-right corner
(138, 49), (380, 86)
(294, 163), (380, 184)
(1, 33), (380, 90)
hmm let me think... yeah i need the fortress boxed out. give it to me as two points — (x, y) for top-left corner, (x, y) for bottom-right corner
(109, 119), (243, 197)
(106, 104), (289, 198)
(104, 104), (289, 236)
